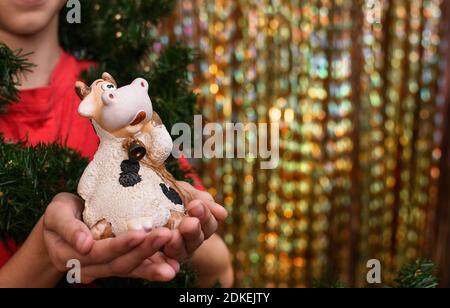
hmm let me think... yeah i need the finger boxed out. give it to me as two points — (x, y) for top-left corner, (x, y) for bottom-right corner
(45, 229), (147, 267)
(147, 251), (166, 264)
(178, 181), (228, 221)
(106, 228), (172, 274)
(81, 228), (172, 279)
(187, 200), (218, 240)
(130, 259), (178, 282)
(51, 193), (84, 219)
(163, 229), (188, 261)
(203, 200), (228, 222)
(179, 217), (204, 256)
(44, 194), (93, 254)
(148, 252), (180, 273)
(86, 230), (147, 264)
(44, 230), (83, 272)
(190, 189), (228, 222)
(165, 258), (180, 273)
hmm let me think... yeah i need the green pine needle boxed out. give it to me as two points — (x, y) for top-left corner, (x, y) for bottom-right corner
(0, 44), (34, 112)
(312, 259), (439, 288)
(0, 135), (88, 243)
(390, 259), (438, 288)
(59, 0), (176, 65)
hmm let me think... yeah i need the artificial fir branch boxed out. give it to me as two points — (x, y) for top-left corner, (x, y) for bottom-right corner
(312, 259), (439, 288)
(0, 135), (88, 242)
(59, 0), (177, 85)
(0, 44), (34, 112)
(390, 259), (438, 288)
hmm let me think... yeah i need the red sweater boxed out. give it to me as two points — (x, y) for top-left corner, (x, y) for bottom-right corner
(0, 50), (98, 158)
(0, 50), (203, 269)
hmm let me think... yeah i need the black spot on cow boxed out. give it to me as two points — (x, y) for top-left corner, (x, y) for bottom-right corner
(160, 183), (183, 205)
(119, 142), (146, 187)
(119, 160), (141, 187)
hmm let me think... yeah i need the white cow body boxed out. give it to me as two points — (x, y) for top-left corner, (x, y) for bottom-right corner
(78, 122), (184, 235)
(76, 73), (186, 237)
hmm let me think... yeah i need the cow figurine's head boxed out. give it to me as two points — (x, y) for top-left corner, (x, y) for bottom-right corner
(75, 72), (153, 138)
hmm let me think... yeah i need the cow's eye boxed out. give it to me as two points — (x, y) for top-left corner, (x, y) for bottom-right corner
(101, 83), (116, 91)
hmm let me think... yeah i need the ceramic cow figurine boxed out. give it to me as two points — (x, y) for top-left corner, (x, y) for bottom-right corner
(75, 72), (186, 239)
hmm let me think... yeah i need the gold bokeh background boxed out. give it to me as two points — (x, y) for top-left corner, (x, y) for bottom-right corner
(156, 0), (450, 287)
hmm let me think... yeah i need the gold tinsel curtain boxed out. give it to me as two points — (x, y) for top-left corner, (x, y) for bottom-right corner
(155, 0), (450, 287)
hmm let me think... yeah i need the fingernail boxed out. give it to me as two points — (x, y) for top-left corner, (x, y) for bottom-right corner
(75, 232), (87, 250)
(188, 204), (204, 217)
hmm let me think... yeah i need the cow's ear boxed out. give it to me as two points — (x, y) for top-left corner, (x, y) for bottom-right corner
(102, 72), (117, 87)
(75, 81), (91, 99)
(78, 96), (96, 118)
(151, 112), (163, 127)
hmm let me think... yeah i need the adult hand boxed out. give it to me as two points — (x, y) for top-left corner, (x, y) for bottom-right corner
(43, 193), (179, 283)
(163, 182), (228, 261)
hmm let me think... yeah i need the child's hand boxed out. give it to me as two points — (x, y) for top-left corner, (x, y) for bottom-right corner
(42, 193), (179, 283)
(163, 182), (228, 261)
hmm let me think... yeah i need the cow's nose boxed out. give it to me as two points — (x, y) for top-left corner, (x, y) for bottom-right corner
(132, 78), (149, 90)
(102, 91), (116, 105)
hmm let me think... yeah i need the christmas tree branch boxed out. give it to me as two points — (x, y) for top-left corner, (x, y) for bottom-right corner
(0, 43), (34, 112)
(390, 259), (438, 288)
(312, 259), (439, 288)
(0, 135), (88, 242)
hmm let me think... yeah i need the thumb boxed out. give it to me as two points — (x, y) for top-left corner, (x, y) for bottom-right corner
(44, 193), (94, 254)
